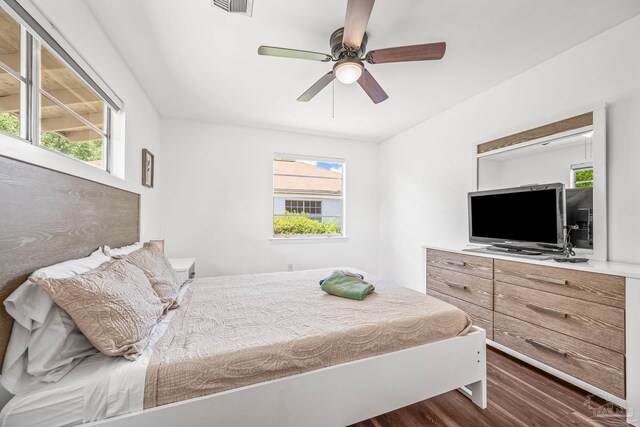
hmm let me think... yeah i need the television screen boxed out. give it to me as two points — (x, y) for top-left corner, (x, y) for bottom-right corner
(469, 185), (563, 245)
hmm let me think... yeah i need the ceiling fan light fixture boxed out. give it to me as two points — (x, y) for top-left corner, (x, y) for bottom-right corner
(333, 58), (363, 84)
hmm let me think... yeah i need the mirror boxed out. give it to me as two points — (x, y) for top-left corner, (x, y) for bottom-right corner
(475, 108), (607, 259)
(477, 132), (593, 191)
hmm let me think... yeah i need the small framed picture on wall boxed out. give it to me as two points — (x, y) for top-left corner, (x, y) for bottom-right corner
(142, 149), (154, 188)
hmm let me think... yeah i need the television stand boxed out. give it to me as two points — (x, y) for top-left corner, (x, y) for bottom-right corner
(492, 242), (565, 254)
(489, 245), (542, 256)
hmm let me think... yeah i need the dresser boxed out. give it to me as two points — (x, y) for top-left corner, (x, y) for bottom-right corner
(425, 246), (640, 419)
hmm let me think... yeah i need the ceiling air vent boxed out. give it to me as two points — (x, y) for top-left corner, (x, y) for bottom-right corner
(211, 0), (254, 16)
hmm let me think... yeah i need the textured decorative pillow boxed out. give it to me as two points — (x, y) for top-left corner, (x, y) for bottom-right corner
(31, 259), (165, 360)
(121, 243), (182, 310)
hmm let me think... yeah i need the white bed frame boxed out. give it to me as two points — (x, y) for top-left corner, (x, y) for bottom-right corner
(90, 327), (487, 427)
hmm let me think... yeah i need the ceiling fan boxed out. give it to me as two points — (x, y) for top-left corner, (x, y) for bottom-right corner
(257, 0), (446, 104)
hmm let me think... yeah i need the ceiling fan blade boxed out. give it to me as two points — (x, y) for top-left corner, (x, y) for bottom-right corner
(258, 46), (332, 62)
(297, 72), (336, 102)
(366, 42), (446, 64)
(357, 69), (388, 104)
(342, 0), (375, 50)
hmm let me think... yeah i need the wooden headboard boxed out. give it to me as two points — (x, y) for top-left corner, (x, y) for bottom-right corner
(0, 155), (140, 364)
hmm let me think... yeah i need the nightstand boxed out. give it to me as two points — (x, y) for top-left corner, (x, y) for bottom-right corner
(169, 258), (196, 282)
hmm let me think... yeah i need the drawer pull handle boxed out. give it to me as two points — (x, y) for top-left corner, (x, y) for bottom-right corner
(526, 339), (567, 358)
(444, 259), (466, 267)
(525, 274), (567, 286)
(444, 280), (467, 290)
(526, 304), (568, 319)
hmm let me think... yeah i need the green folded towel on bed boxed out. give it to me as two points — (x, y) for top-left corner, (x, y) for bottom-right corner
(321, 270), (375, 301)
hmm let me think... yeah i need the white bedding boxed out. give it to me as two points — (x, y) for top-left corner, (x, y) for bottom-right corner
(0, 285), (188, 427)
(0, 351), (147, 427)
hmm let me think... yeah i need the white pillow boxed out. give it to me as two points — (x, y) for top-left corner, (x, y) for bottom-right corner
(1, 249), (109, 394)
(103, 242), (143, 257)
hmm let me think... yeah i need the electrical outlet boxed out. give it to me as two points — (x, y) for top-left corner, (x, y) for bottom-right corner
(287, 264), (293, 272)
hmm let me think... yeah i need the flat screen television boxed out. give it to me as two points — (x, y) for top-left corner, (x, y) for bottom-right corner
(468, 183), (565, 249)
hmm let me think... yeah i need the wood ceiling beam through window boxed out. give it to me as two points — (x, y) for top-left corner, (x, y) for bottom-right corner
(40, 111), (102, 133)
(0, 87), (102, 113)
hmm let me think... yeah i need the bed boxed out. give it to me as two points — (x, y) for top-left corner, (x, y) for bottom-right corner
(0, 156), (487, 426)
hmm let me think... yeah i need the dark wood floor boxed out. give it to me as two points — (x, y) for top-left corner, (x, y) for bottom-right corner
(352, 347), (628, 427)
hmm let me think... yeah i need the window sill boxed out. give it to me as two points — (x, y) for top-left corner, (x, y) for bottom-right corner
(269, 236), (349, 244)
(0, 134), (130, 192)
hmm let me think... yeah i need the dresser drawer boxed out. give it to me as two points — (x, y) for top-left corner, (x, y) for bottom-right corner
(495, 260), (625, 308)
(427, 266), (493, 309)
(494, 281), (624, 353)
(427, 290), (493, 340)
(427, 249), (493, 279)
(494, 313), (625, 398)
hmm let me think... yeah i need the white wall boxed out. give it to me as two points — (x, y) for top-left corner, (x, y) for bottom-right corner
(379, 15), (640, 291)
(160, 119), (379, 277)
(0, 0), (162, 240)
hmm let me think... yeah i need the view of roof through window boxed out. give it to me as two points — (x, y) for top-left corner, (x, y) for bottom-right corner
(273, 157), (344, 237)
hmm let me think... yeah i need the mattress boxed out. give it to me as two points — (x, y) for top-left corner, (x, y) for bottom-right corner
(143, 268), (471, 408)
(0, 268), (471, 426)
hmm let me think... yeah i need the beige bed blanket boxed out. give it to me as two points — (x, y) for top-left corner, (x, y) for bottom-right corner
(143, 268), (472, 408)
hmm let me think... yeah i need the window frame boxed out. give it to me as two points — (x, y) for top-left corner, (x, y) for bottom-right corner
(272, 153), (347, 242)
(0, 17), (29, 141)
(0, 0), (121, 173)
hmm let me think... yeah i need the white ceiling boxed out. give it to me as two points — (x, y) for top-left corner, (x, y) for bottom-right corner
(86, 0), (640, 142)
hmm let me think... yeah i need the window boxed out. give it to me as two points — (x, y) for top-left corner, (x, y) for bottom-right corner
(273, 155), (345, 237)
(285, 200), (322, 220)
(39, 46), (111, 169)
(571, 163), (593, 188)
(0, 2), (121, 171)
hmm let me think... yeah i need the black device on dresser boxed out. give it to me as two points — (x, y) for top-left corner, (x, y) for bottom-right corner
(468, 183), (565, 254)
